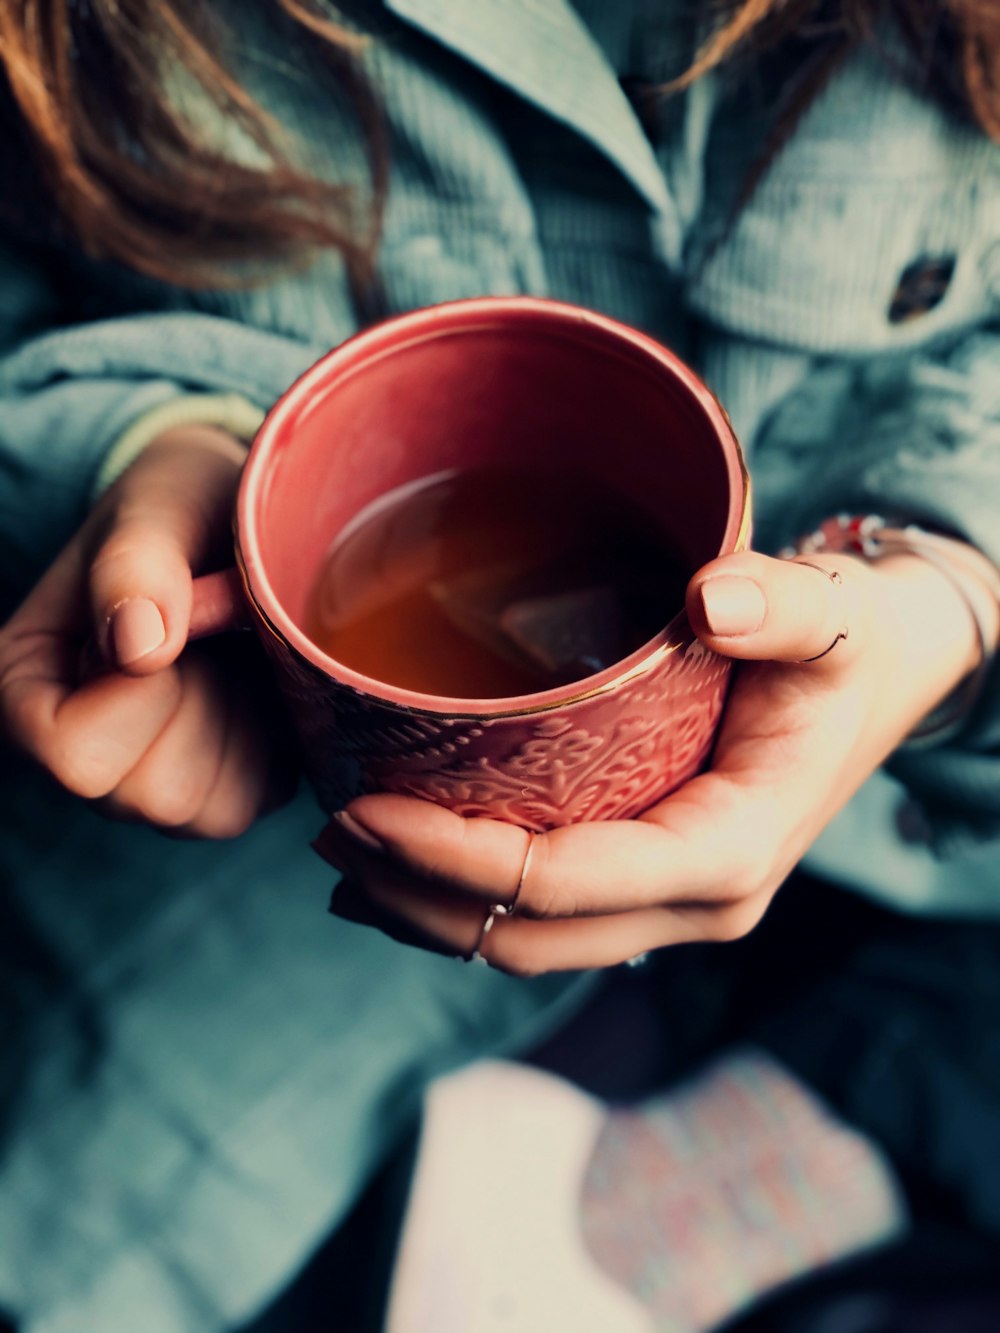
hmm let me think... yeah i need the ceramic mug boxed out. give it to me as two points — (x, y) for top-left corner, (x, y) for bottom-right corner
(191, 297), (750, 830)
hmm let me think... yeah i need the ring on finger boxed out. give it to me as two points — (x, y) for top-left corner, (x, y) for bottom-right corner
(468, 904), (499, 965)
(491, 828), (537, 920)
(465, 829), (538, 965)
(794, 562), (849, 663)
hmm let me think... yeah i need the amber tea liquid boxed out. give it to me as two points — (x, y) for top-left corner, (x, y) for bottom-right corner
(304, 467), (689, 699)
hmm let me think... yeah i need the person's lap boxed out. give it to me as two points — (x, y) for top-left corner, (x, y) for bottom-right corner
(0, 750), (587, 1333)
(531, 868), (1000, 1240)
(328, 871), (1000, 1333)
(6, 737), (999, 1332)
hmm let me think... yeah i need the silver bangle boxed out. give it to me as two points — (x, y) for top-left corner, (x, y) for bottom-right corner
(783, 515), (1000, 747)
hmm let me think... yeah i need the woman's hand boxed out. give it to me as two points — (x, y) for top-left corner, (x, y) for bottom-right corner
(318, 547), (989, 972)
(0, 425), (295, 837)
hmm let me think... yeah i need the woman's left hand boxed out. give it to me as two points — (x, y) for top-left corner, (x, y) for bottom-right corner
(317, 548), (985, 973)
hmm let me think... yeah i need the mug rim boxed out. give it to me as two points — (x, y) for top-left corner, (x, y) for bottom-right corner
(236, 296), (751, 718)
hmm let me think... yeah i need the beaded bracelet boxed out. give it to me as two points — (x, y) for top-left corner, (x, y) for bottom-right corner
(782, 515), (1000, 748)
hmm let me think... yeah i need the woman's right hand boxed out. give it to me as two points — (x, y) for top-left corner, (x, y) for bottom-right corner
(0, 425), (295, 837)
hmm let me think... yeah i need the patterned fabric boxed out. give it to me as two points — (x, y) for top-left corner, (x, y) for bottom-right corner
(580, 1051), (906, 1331)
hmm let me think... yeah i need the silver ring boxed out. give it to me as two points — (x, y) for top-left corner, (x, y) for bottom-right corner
(491, 829), (536, 919)
(794, 562), (849, 662)
(468, 905), (498, 965)
(466, 830), (539, 963)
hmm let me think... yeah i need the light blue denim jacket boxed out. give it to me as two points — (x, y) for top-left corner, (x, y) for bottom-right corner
(0, 4), (998, 1327)
(3, 0), (998, 903)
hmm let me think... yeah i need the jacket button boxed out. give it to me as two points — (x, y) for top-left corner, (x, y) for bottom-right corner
(888, 254), (955, 323)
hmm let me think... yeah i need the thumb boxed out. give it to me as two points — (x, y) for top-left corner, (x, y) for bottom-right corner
(90, 427), (247, 675)
(687, 551), (863, 669)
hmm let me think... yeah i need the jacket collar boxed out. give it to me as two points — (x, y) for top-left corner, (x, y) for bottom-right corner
(385, 0), (678, 229)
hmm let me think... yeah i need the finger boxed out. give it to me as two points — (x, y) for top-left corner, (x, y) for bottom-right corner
(0, 540), (189, 796)
(327, 777), (766, 920)
(99, 652), (229, 828)
(1, 643), (184, 801)
(687, 551), (869, 670)
(329, 865), (769, 975)
(186, 691), (274, 838)
(330, 878), (477, 958)
(89, 427), (246, 674)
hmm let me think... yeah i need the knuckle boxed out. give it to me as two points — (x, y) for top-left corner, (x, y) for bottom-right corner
(88, 529), (149, 583)
(523, 878), (566, 921)
(42, 723), (124, 799)
(711, 896), (768, 942)
(141, 779), (208, 830)
(89, 521), (188, 593)
(717, 828), (778, 903)
(49, 748), (120, 800)
(4, 690), (124, 799)
(707, 864), (755, 908)
(198, 809), (255, 841)
(194, 788), (259, 840)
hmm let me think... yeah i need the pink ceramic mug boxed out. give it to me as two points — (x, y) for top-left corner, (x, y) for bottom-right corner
(191, 297), (750, 830)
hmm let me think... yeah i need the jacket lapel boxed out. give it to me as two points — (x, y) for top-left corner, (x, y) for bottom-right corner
(385, 0), (679, 235)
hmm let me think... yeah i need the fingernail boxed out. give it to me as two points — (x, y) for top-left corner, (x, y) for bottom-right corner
(109, 598), (166, 666)
(332, 809), (385, 854)
(699, 576), (767, 637)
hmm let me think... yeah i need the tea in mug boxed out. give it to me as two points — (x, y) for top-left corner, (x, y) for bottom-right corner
(304, 466), (689, 699)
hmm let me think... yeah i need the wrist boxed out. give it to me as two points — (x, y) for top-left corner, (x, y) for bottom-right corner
(147, 423), (250, 468)
(93, 392), (263, 498)
(785, 515), (1000, 745)
(869, 551), (986, 696)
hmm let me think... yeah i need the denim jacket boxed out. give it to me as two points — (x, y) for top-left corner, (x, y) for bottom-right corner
(2, 0), (999, 902)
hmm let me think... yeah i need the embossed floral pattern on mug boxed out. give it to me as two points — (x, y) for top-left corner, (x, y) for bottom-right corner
(260, 615), (731, 829)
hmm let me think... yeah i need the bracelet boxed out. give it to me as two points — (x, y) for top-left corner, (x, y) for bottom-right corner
(782, 515), (1000, 748)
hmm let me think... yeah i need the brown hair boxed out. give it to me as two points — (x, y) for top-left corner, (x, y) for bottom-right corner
(0, 0), (386, 287)
(0, 1), (997, 287)
(673, 2), (1000, 198)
